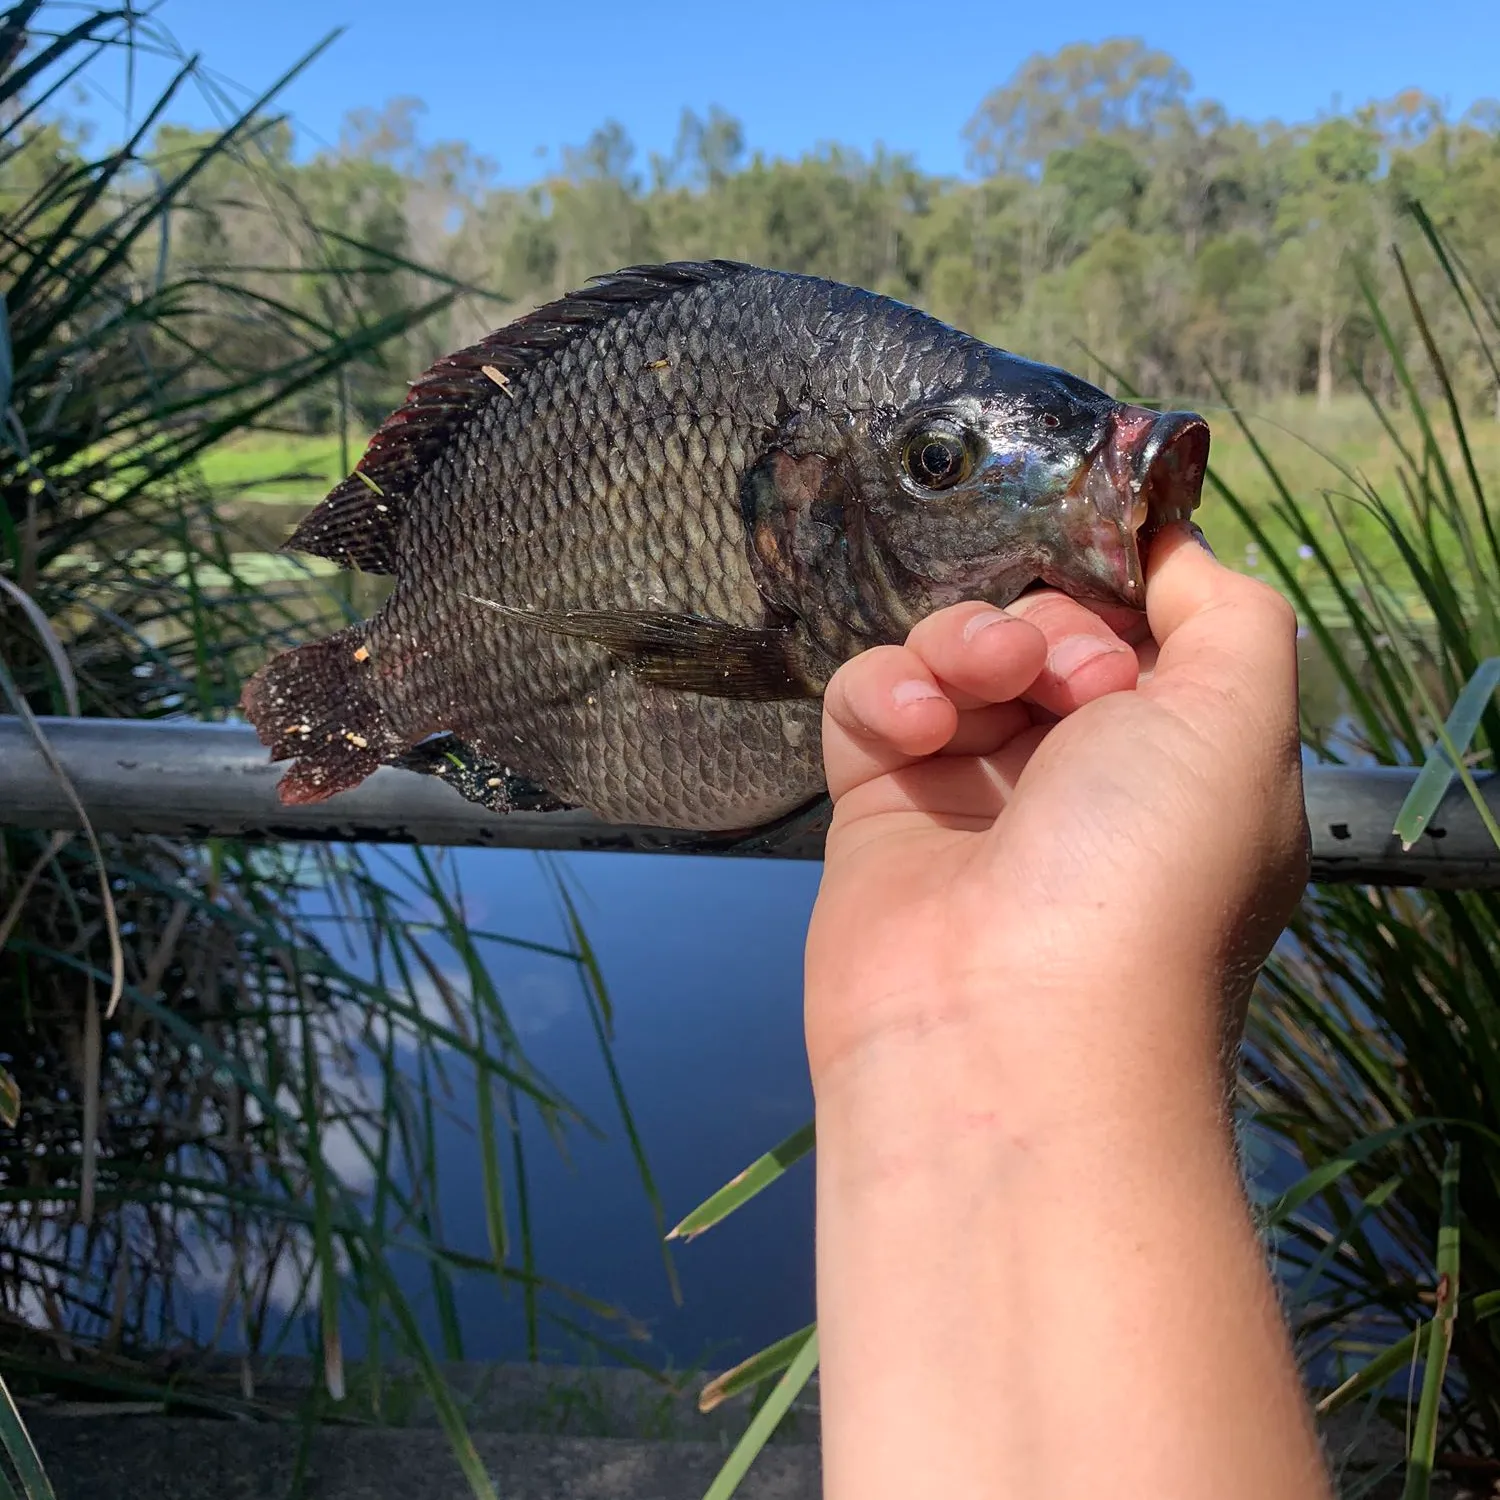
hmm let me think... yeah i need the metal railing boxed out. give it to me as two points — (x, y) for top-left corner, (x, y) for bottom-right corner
(3, 715), (1499, 887)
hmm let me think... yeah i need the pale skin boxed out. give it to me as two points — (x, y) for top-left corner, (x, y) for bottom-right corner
(807, 524), (1333, 1500)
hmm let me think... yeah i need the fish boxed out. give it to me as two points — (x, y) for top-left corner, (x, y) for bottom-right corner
(241, 260), (1209, 834)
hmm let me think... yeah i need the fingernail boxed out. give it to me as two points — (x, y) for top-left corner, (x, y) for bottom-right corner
(1048, 634), (1121, 678)
(962, 607), (1011, 641)
(1189, 522), (1215, 557)
(892, 678), (944, 707)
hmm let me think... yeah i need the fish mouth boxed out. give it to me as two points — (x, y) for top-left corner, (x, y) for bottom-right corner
(1043, 405), (1211, 610)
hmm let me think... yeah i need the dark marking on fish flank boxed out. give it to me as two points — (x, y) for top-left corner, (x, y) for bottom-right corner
(741, 446), (875, 664)
(461, 594), (823, 700)
(285, 261), (754, 575)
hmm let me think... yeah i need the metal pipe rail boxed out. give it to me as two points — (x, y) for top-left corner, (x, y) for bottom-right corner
(3, 715), (1499, 888)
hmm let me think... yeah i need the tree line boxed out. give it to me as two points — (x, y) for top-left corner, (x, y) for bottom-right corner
(12, 38), (1500, 432)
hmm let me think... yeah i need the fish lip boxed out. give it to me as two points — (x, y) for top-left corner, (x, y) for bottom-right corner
(1129, 409), (1211, 561)
(1047, 406), (1211, 609)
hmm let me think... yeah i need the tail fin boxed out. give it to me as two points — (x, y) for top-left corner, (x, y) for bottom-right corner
(240, 626), (408, 805)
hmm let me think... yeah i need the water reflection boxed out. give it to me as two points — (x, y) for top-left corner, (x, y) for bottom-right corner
(391, 849), (819, 1369)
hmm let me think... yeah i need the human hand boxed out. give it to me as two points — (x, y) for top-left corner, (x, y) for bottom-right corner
(804, 522), (1309, 1097)
(807, 523), (1329, 1500)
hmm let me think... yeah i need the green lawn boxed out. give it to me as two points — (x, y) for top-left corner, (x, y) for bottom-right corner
(199, 431), (358, 500)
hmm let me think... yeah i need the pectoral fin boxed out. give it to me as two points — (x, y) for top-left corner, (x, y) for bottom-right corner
(462, 594), (826, 700)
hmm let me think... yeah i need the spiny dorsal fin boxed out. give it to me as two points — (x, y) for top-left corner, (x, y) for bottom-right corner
(284, 260), (753, 574)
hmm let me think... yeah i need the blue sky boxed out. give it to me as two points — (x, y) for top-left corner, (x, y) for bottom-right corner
(79, 0), (1500, 182)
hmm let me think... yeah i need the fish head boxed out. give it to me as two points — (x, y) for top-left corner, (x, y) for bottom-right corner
(857, 353), (1210, 622)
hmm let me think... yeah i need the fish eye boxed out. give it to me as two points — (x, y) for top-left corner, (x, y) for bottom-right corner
(1041, 413), (1061, 430)
(901, 424), (973, 493)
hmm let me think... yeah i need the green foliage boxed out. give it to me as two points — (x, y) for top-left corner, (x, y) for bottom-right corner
(1212, 209), (1500, 1482)
(0, 11), (661, 1490)
(1392, 658), (1500, 849)
(964, 37), (1190, 177)
(12, 36), (1489, 451)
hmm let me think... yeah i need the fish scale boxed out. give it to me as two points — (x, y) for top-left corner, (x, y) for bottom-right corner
(370, 280), (813, 825)
(242, 260), (1211, 832)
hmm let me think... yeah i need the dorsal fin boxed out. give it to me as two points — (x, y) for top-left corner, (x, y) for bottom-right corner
(284, 260), (753, 573)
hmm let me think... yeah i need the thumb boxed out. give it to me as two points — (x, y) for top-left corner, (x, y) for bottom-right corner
(1144, 523), (1301, 729)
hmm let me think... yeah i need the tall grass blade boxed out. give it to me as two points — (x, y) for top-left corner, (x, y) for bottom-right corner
(669, 1122), (815, 1242)
(1389, 247), (1500, 581)
(698, 1324), (817, 1413)
(1401, 1143), (1461, 1500)
(0, 1370), (55, 1500)
(0, 292), (10, 418)
(701, 1327), (819, 1500)
(1259, 1120), (1442, 1229)
(0, 576), (78, 714)
(0, 654), (121, 1013)
(1291, 1174), (1402, 1304)
(474, 1010), (510, 1270)
(547, 861), (681, 1302)
(1393, 659), (1500, 849)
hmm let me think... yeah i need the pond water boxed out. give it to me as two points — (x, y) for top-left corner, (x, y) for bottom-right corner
(357, 849), (822, 1373)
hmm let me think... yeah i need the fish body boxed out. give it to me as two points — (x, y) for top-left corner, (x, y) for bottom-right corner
(243, 262), (1209, 831)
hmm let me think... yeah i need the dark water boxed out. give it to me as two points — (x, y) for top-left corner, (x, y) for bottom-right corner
(369, 849), (821, 1372)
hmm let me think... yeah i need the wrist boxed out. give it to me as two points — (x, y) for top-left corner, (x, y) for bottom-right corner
(815, 1022), (1232, 1187)
(807, 961), (1232, 1128)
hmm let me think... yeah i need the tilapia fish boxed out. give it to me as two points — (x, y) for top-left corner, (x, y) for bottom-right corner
(242, 261), (1209, 833)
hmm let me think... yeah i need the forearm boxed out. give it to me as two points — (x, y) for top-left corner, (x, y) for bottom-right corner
(812, 988), (1332, 1500)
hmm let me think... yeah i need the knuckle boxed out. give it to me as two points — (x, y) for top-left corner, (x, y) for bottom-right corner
(1005, 589), (1088, 636)
(907, 600), (987, 648)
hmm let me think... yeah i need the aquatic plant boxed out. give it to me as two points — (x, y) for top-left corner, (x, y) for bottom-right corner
(0, 9), (665, 1495)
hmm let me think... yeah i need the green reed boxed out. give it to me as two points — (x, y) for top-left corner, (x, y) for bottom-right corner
(0, 6), (668, 1494)
(1207, 205), (1500, 1495)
